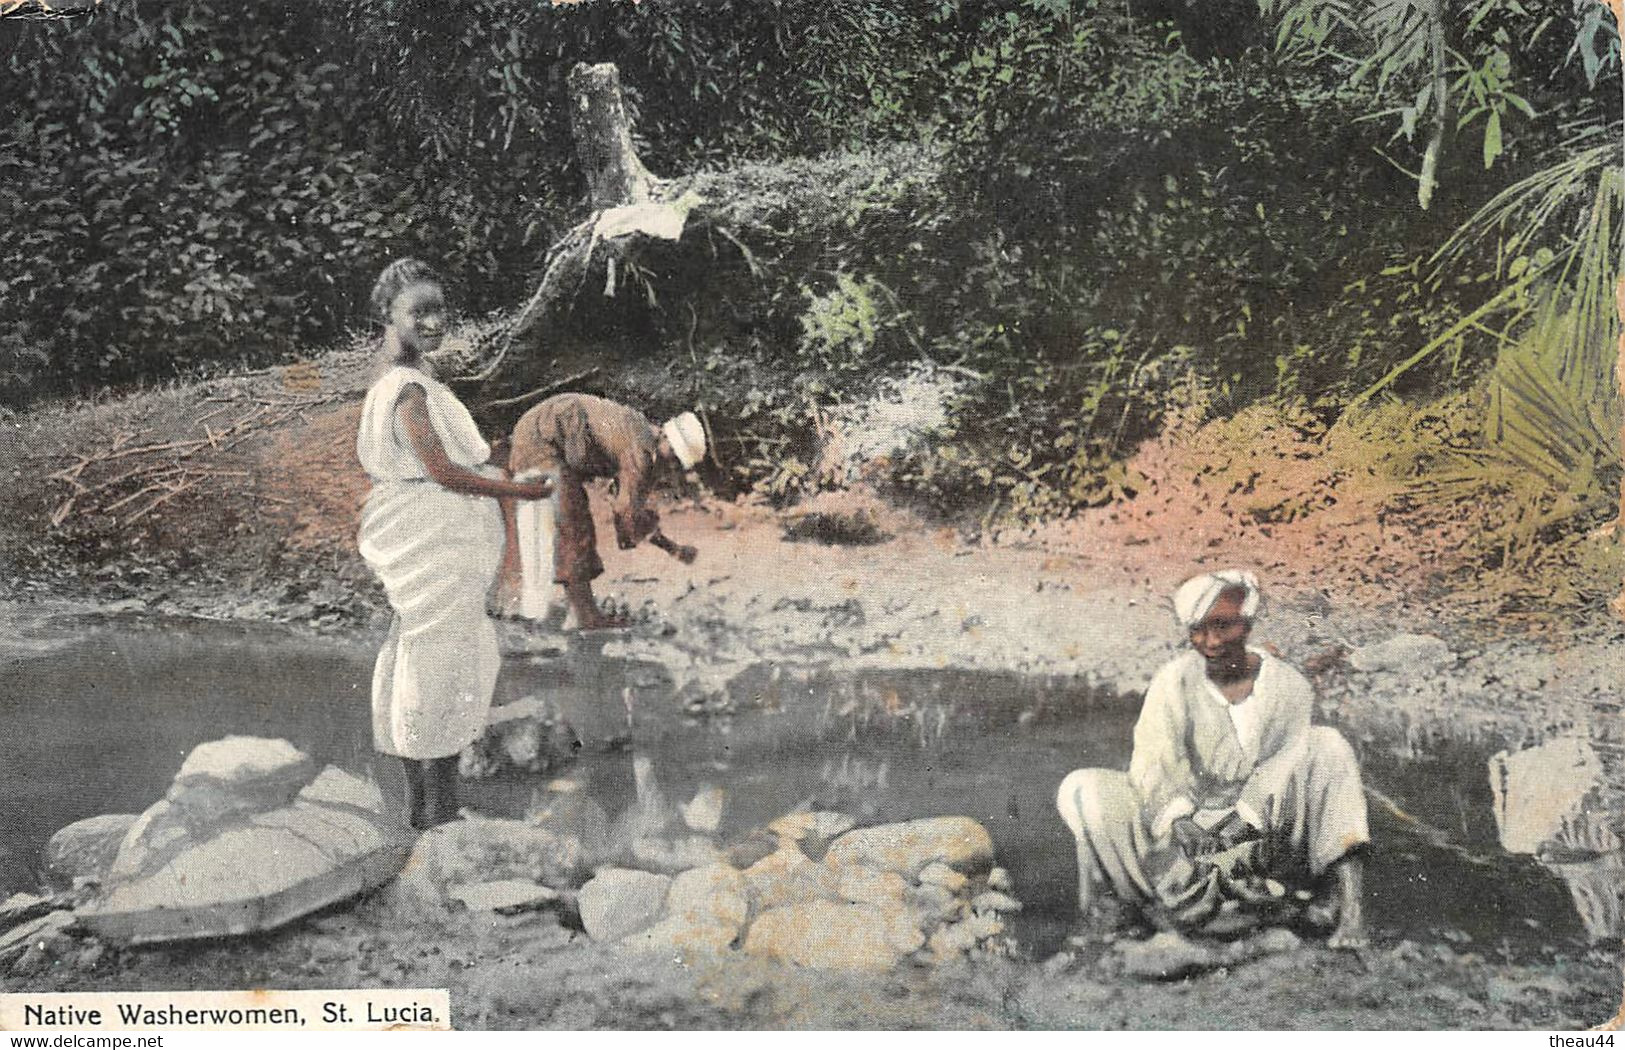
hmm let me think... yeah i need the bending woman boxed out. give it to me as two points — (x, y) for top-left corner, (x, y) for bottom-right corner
(356, 258), (552, 830)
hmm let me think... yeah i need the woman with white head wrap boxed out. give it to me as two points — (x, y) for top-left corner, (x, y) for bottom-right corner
(1056, 570), (1370, 948)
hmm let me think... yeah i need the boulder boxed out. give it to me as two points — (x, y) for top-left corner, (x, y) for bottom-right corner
(446, 880), (559, 914)
(623, 865), (749, 959)
(742, 846), (839, 912)
(744, 900), (925, 972)
(0, 911), (77, 969)
(629, 834), (723, 875)
(525, 779), (612, 866)
(822, 817), (994, 877)
(577, 868), (671, 942)
(461, 697), (575, 779)
(383, 815), (584, 923)
(43, 814), (138, 889)
(76, 744), (407, 945)
(836, 866), (909, 911)
(767, 811), (856, 859)
(1488, 736), (1605, 855)
(926, 910), (1002, 961)
(1348, 634), (1454, 674)
(917, 862), (968, 894)
(971, 891), (1022, 914)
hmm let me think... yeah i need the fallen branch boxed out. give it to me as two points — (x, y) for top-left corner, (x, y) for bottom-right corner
(480, 368), (602, 410)
(125, 479), (197, 524)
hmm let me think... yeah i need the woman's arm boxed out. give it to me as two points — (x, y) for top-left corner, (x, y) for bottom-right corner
(396, 385), (551, 500)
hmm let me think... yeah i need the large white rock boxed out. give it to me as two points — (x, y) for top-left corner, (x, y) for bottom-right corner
(76, 741), (405, 945)
(1348, 634), (1454, 674)
(822, 817), (994, 877)
(44, 814), (138, 889)
(1489, 735), (1603, 855)
(743, 900), (925, 972)
(577, 868), (671, 942)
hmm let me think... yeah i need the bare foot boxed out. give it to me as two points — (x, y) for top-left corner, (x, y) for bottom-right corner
(1326, 853), (1367, 950)
(1328, 919), (1368, 951)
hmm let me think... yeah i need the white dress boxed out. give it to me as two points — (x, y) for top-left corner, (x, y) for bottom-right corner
(356, 366), (504, 759)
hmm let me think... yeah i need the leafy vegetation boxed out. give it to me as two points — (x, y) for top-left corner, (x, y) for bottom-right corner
(3, 0), (1620, 610)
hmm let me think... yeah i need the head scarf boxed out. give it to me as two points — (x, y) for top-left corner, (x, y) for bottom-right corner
(1172, 569), (1261, 627)
(662, 411), (707, 470)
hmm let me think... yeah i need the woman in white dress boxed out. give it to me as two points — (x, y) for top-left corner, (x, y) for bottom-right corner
(356, 258), (553, 830)
(1056, 570), (1371, 948)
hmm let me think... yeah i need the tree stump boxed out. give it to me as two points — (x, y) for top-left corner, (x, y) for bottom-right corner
(567, 62), (655, 209)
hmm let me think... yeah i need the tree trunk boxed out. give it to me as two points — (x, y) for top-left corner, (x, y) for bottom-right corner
(567, 62), (655, 210)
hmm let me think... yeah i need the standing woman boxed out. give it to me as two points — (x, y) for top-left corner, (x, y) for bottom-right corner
(356, 258), (552, 830)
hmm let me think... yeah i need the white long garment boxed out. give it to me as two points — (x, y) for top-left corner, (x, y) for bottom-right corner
(511, 469), (559, 621)
(357, 366), (504, 759)
(1130, 649), (1312, 836)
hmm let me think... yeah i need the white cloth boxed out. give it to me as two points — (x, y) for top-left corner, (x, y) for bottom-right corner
(512, 468), (559, 621)
(1172, 569), (1260, 627)
(357, 366), (491, 480)
(1132, 650), (1309, 836)
(357, 366), (503, 759)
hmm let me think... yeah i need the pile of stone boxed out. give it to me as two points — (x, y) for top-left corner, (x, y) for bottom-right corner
(380, 774), (1021, 973)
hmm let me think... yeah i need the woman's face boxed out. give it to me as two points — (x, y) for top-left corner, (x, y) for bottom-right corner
(388, 281), (447, 358)
(1189, 587), (1251, 665)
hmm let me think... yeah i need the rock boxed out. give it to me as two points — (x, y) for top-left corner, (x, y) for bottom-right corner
(1115, 931), (1218, 980)
(629, 834), (722, 875)
(1115, 927), (1300, 980)
(722, 830), (780, 870)
(971, 891), (1022, 914)
(78, 744), (407, 945)
(525, 779), (611, 866)
(906, 882), (964, 928)
(622, 865), (748, 959)
(383, 815), (584, 923)
(744, 900), (925, 972)
(1489, 735), (1605, 855)
(0, 911), (76, 968)
(44, 814), (138, 889)
(742, 846), (839, 912)
(74, 941), (105, 972)
(461, 697), (575, 779)
(822, 817), (994, 877)
(679, 786), (726, 834)
(917, 862), (968, 894)
(926, 910), (1003, 961)
(110, 738), (321, 882)
(767, 811), (856, 858)
(577, 868), (671, 942)
(446, 880), (559, 914)
(986, 866), (1014, 893)
(1, 893), (55, 931)
(1348, 634), (1454, 674)
(836, 866), (909, 911)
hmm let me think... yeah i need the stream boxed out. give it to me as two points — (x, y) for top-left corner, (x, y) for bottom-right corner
(0, 614), (1593, 961)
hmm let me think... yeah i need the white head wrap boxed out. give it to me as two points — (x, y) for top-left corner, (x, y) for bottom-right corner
(1172, 570), (1261, 627)
(661, 412), (707, 470)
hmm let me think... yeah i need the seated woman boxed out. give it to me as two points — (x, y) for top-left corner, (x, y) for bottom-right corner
(1056, 571), (1370, 948)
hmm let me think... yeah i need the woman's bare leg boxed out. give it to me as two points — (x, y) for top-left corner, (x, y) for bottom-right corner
(1327, 852), (1367, 949)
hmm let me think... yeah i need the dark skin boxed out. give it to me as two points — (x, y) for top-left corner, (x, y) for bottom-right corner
(552, 437), (696, 631)
(378, 280), (551, 828)
(1176, 585), (1368, 949)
